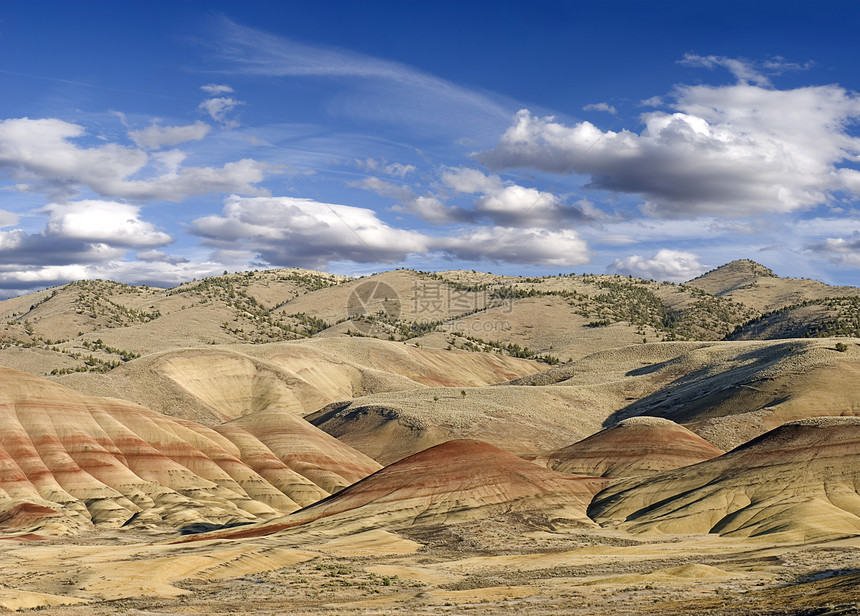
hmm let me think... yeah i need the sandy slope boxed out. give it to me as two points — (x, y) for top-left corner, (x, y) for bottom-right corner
(55, 338), (541, 425)
(306, 385), (612, 464)
(589, 417), (860, 541)
(514, 338), (860, 450)
(310, 339), (860, 466)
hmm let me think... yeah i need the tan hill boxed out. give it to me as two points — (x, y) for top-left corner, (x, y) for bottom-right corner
(1, 261), (858, 381)
(0, 264), (772, 378)
(511, 338), (860, 451)
(416, 271), (759, 360)
(0, 270), (349, 376)
(308, 338), (860, 463)
(728, 296), (860, 340)
(688, 259), (860, 312)
(419, 295), (652, 363)
(547, 416), (724, 477)
(0, 367), (379, 536)
(273, 269), (496, 326)
(207, 440), (610, 539)
(589, 417), (860, 541)
(53, 338), (541, 425)
(686, 259), (779, 295)
(305, 385), (612, 464)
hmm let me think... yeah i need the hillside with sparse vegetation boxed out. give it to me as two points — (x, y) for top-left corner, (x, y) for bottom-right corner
(1, 260), (859, 377)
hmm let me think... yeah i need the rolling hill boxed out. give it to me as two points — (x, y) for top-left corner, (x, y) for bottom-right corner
(199, 439), (610, 540)
(1, 260), (860, 614)
(0, 367), (379, 535)
(589, 417), (860, 541)
(547, 416), (724, 477)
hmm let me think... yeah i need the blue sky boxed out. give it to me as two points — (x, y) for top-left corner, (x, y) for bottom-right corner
(2, 0), (860, 295)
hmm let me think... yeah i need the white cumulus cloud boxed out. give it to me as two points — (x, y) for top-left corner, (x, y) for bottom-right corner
(439, 226), (590, 267)
(44, 200), (173, 247)
(441, 167), (602, 227)
(611, 249), (707, 282)
(192, 195), (431, 269)
(0, 199), (175, 280)
(806, 232), (860, 268)
(191, 195), (591, 269)
(0, 117), (268, 201)
(0, 209), (18, 228)
(479, 81), (860, 218)
(136, 249), (190, 264)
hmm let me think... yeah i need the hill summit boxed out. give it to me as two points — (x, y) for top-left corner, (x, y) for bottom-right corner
(687, 259), (777, 296)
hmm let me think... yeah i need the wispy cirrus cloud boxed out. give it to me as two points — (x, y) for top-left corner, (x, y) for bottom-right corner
(201, 83), (234, 95)
(199, 96), (245, 127)
(352, 176), (473, 224)
(355, 158), (416, 178)
(209, 18), (516, 139)
(583, 102), (617, 114)
(679, 53), (813, 86)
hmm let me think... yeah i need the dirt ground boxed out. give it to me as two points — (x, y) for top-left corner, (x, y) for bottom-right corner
(2, 515), (857, 615)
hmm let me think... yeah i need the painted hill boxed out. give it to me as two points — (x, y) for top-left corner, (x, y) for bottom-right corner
(211, 440), (610, 539)
(589, 417), (860, 541)
(216, 407), (381, 494)
(548, 416), (724, 477)
(0, 367), (379, 535)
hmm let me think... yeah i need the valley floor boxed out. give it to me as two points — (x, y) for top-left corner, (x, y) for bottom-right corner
(2, 520), (858, 615)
